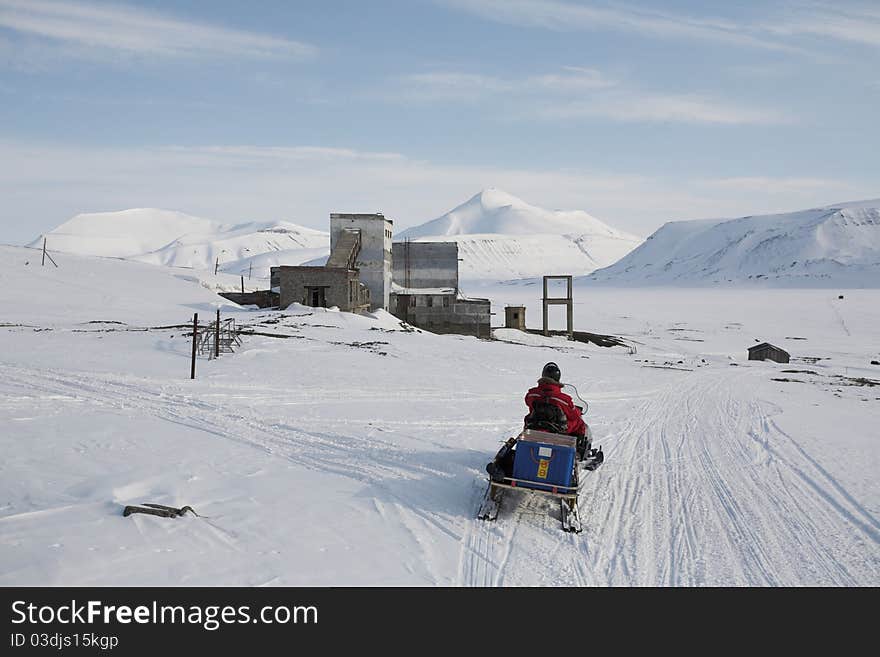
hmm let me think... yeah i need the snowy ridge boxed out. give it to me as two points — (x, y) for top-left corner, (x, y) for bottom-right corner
(131, 221), (329, 278)
(398, 188), (642, 279)
(589, 199), (880, 286)
(30, 208), (329, 277)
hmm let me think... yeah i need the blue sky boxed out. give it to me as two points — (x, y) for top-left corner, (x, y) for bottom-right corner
(1, 0), (878, 243)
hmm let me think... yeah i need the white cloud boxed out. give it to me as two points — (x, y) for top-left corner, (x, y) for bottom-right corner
(396, 67), (787, 125)
(399, 67), (613, 102)
(440, 0), (880, 53)
(765, 3), (880, 47)
(698, 177), (854, 194)
(538, 92), (789, 125)
(437, 0), (798, 52)
(0, 0), (316, 60)
(0, 141), (869, 245)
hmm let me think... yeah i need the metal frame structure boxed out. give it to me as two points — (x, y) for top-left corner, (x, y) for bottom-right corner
(542, 275), (573, 338)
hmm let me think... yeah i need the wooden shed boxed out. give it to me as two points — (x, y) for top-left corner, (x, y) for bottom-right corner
(504, 305), (526, 330)
(748, 342), (790, 364)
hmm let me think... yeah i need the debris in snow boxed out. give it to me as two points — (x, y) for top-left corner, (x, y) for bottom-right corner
(123, 504), (199, 518)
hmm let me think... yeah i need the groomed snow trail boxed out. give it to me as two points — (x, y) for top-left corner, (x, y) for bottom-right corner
(458, 368), (879, 586)
(2, 352), (876, 586)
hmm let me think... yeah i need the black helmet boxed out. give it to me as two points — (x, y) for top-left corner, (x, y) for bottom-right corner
(541, 362), (561, 382)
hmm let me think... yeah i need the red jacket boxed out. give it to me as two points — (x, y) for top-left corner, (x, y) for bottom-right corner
(524, 378), (587, 437)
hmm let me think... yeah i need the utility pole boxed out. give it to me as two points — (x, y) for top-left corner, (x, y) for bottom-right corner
(41, 237), (58, 268)
(241, 276), (245, 294)
(215, 308), (220, 359)
(248, 261), (252, 280)
(214, 257), (219, 275)
(190, 313), (198, 379)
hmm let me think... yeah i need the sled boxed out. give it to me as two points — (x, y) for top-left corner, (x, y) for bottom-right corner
(478, 430), (604, 534)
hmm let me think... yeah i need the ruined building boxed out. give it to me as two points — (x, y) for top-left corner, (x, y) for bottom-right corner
(269, 213), (388, 313)
(254, 212), (490, 338)
(389, 241), (491, 339)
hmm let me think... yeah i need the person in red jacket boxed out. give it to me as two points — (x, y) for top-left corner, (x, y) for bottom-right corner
(523, 362), (587, 438)
(486, 362), (588, 482)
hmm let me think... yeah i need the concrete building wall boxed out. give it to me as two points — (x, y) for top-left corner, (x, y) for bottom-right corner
(273, 266), (370, 312)
(330, 213), (392, 311)
(390, 293), (491, 339)
(218, 290), (279, 308)
(392, 242), (459, 290)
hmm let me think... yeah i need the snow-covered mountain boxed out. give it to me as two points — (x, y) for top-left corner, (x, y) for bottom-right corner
(397, 188), (642, 280)
(131, 221), (328, 272)
(588, 199), (880, 287)
(30, 208), (329, 276)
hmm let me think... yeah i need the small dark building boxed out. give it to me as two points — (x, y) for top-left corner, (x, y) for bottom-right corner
(748, 342), (790, 364)
(504, 305), (526, 330)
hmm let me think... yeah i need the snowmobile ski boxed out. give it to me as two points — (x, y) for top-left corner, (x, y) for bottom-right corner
(477, 483), (503, 521)
(560, 498), (582, 533)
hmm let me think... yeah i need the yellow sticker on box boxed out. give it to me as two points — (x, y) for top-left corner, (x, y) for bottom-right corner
(537, 459), (549, 479)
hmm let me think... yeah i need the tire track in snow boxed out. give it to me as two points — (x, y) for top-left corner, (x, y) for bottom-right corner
(1, 363), (468, 573)
(588, 368), (875, 585)
(6, 360), (875, 585)
(459, 365), (878, 586)
(2, 364), (430, 487)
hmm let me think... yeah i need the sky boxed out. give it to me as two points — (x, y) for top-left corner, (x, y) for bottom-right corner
(0, 0), (878, 243)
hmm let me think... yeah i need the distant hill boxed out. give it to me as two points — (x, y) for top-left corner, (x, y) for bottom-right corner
(587, 199), (880, 287)
(31, 208), (329, 278)
(397, 188), (642, 280)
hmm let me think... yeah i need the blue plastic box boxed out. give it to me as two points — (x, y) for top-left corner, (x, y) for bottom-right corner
(511, 430), (577, 492)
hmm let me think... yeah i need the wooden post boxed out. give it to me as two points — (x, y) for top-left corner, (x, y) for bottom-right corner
(214, 257), (219, 275)
(542, 276), (549, 337)
(241, 276), (245, 293)
(215, 308), (220, 359)
(190, 313), (198, 379)
(42, 238), (46, 266)
(542, 275), (573, 339)
(566, 275), (573, 339)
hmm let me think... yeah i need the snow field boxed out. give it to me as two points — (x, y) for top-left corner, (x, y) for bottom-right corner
(1, 246), (877, 585)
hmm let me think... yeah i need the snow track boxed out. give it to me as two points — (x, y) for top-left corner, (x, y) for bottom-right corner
(15, 360), (876, 586)
(0, 330), (880, 586)
(4, 358), (877, 586)
(458, 368), (878, 586)
(1, 364), (432, 488)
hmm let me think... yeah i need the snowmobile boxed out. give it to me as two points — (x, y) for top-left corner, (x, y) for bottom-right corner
(478, 384), (603, 533)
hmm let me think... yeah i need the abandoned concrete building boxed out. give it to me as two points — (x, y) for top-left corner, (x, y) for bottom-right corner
(268, 213), (386, 313)
(259, 212), (490, 338)
(390, 241), (491, 339)
(270, 266), (371, 313)
(329, 213), (392, 312)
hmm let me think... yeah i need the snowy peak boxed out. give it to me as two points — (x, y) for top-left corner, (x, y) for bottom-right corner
(396, 189), (642, 280)
(399, 187), (634, 240)
(590, 199), (880, 286)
